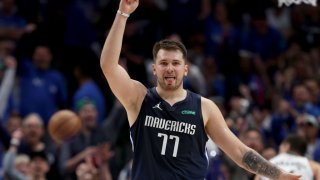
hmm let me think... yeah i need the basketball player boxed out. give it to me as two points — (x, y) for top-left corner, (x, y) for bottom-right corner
(257, 134), (320, 180)
(100, 0), (301, 179)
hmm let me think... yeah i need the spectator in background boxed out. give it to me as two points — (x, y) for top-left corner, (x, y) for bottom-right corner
(14, 155), (31, 177)
(183, 59), (207, 95)
(270, 98), (298, 148)
(291, 53), (315, 81)
(273, 66), (297, 100)
(59, 0), (101, 102)
(290, 83), (320, 118)
(246, 105), (272, 143)
(21, 113), (60, 180)
(297, 114), (320, 162)
(261, 146), (277, 160)
(75, 144), (114, 180)
(223, 128), (266, 180)
(1, 112), (23, 168)
(3, 128), (51, 180)
(73, 58), (106, 123)
(18, 45), (67, 125)
(5, 113), (22, 134)
(0, 56), (17, 122)
(19, 114), (46, 153)
(166, 0), (206, 43)
(185, 30), (206, 69)
(0, 113), (20, 176)
(203, 56), (225, 98)
(266, 1), (292, 39)
(304, 78), (320, 108)
(291, 6), (320, 51)
(241, 128), (265, 155)
(0, 0), (27, 40)
(226, 51), (268, 107)
(29, 151), (50, 180)
(0, 113), (61, 180)
(240, 10), (286, 78)
(63, 0), (98, 50)
(228, 96), (250, 120)
(257, 134), (320, 180)
(225, 95), (251, 137)
(0, 37), (18, 123)
(59, 98), (111, 180)
(3, 129), (32, 180)
(204, 1), (240, 74)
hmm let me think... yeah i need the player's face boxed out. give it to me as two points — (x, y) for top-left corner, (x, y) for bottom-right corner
(153, 49), (188, 90)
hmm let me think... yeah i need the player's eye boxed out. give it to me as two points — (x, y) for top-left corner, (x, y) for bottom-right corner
(160, 62), (168, 66)
(172, 61), (180, 66)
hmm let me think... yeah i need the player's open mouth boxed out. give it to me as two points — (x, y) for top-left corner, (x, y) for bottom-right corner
(165, 77), (176, 81)
(164, 77), (176, 84)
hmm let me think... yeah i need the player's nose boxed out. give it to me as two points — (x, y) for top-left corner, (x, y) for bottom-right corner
(166, 63), (174, 72)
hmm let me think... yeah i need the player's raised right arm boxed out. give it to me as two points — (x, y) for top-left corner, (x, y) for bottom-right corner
(100, 0), (146, 118)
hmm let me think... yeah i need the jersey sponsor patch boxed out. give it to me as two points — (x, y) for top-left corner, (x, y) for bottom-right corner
(181, 110), (196, 115)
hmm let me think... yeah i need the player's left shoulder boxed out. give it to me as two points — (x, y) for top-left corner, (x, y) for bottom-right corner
(200, 96), (217, 109)
(200, 97), (221, 124)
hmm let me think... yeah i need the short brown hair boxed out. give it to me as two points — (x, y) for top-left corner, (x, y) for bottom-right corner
(152, 39), (187, 61)
(282, 134), (307, 155)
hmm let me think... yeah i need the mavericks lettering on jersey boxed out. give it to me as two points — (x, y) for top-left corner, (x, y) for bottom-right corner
(144, 115), (196, 135)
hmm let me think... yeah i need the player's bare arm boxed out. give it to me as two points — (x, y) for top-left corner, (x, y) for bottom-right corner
(202, 97), (301, 180)
(100, 0), (146, 125)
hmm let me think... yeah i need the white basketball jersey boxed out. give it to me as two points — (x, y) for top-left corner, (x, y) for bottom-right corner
(260, 153), (313, 180)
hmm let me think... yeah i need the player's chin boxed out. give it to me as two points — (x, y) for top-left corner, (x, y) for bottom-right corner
(164, 84), (179, 90)
(158, 81), (178, 90)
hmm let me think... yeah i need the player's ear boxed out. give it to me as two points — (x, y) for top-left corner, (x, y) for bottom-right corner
(184, 64), (188, 76)
(152, 63), (156, 75)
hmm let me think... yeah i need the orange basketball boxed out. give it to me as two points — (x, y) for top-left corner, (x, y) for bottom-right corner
(48, 110), (82, 141)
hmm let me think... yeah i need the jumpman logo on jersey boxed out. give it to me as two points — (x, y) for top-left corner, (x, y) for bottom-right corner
(153, 102), (163, 111)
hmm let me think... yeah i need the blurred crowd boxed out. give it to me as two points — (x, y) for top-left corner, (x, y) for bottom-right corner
(0, 0), (320, 179)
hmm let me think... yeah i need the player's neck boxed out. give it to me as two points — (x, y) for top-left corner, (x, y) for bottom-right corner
(156, 86), (187, 105)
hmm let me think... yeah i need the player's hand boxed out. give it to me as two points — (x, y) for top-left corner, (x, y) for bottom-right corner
(119, 0), (139, 15)
(277, 172), (301, 180)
